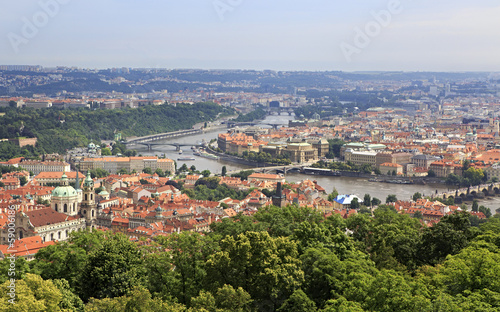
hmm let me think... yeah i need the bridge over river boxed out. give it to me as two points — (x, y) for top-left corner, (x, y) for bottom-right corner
(124, 129), (203, 150)
(434, 182), (500, 203)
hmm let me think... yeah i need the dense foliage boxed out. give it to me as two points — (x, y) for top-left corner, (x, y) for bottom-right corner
(312, 159), (373, 173)
(2, 206), (500, 311)
(234, 107), (267, 122)
(0, 102), (233, 159)
(182, 177), (252, 201)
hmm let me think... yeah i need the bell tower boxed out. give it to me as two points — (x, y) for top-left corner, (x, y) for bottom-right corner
(80, 172), (97, 230)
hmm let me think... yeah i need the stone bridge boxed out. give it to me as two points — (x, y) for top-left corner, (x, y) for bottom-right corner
(226, 165), (303, 176)
(434, 182), (500, 202)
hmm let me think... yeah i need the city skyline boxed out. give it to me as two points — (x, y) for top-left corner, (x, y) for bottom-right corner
(1, 0), (500, 72)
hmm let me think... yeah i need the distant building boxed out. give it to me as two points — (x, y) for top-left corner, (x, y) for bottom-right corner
(411, 154), (440, 169)
(78, 156), (174, 175)
(286, 143), (317, 163)
(19, 159), (70, 175)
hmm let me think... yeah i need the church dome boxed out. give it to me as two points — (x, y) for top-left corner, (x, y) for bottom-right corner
(52, 173), (77, 197)
(52, 186), (77, 197)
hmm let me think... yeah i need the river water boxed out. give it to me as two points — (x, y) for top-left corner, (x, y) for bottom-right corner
(134, 115), (500, 211)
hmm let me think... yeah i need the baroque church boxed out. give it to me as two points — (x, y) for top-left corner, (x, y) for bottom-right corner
(13, 171), (97, 243)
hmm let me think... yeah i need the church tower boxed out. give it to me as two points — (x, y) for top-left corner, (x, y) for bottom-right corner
(272, 182), (286, 208)
(80, 172), (97, 229)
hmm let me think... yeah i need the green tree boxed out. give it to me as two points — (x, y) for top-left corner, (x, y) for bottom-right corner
(351, 198), (360, 209)
(371, 197), (381, 206)
(221, 165), (227, 177)
(479, 205), (492, 218)
(277, 289), (316, 312)
(178, 163), (189, 172)
(53, 278), (85, 312)
(427, 169), (436, 177)
(363, 194), (371, 207)
(19, 176), (27, 186)
(412, 192), (422, 201)
(386, 194), (397, 203)
(190, 165), (197, 172)
(154, 168), (165, 177)
(201, 169), (211, 178)
(117, 168), (129, 175)
(413, 211), (423, 220)
(417, 212), (479, 266)
(142, 167), (153, 175)
(89, 168), (109, 178)
(158, 233), (219, 306)
(471, 200), (479, 212)
(85, 287), (185, 312)
(0, 274), (64, 311)
(327, 187), (339, 202)
(101, 147), (112, 156)
(80, 232), (146, 301)
(364, 270), (431, 312)
(230, 170), (254, 180)
(463, 167), (485, 186)
(207, 231), (304, 310)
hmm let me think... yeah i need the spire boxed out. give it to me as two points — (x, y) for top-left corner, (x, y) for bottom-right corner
(61, 171), (69, 186)
(75, 169), (80, 190)
(84, 172), (94, 188)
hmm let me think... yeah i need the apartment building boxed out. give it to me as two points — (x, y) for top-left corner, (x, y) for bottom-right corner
(19, 160), (70, 175)
(79, 156), (174, 174)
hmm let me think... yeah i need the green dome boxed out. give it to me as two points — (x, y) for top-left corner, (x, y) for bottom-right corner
(52, 172), (77, 197)
(52, 185), (77, 197)
(99, 190), (109, 196)
(84, 172), (94, 187)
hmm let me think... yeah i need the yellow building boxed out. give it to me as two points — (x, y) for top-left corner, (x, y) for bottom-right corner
(286, 143), (317, 164)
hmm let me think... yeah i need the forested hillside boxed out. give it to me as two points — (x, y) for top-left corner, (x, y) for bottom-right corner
(2, 207), (500, 311)
(0, 103), (234, 160)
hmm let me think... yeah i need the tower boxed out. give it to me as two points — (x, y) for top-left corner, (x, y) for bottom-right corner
(80, 172), (97, 230)
(272, 182), (286, 208)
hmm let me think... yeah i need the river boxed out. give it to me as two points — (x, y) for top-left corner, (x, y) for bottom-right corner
(134, 115), (500, 211)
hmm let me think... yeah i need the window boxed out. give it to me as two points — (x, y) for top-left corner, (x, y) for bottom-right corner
(85, 194), (88, 201)
(64, 204), (67, 213)
(55, 204), (58, 212)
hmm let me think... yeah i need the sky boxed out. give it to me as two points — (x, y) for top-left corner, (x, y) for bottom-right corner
(1, 0), (500, 71)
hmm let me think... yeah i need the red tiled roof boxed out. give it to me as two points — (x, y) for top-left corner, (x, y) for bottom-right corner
(24, 208), (76, 227)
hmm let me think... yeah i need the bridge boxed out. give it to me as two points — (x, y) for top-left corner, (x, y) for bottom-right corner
(124, 129), (203, 150)
(433, 182), (500, 203)
(226, 121), (286, 129)
(226, 165), (304, 176)
(264, 107), (295, 116)
(133, 142), (206, 151)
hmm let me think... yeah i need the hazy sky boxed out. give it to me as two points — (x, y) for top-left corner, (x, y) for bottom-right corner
(1, 0), (500, 71)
